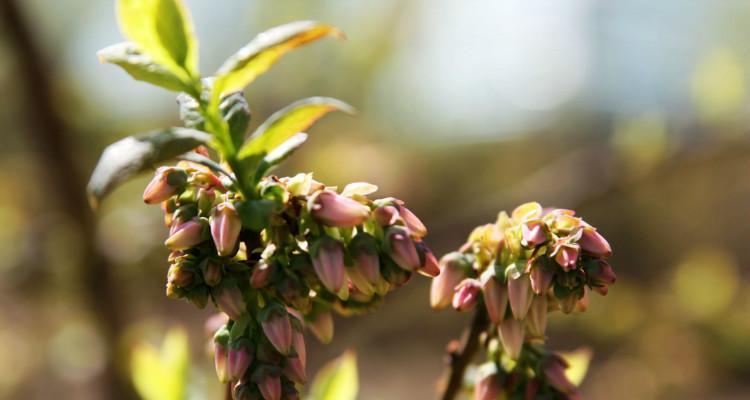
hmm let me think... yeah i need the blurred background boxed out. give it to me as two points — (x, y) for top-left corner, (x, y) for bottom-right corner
(1, 0), (750, 399)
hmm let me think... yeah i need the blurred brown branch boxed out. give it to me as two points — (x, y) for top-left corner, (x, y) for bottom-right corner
(440, 309), (488, 400)
(0, 0), (135, 398)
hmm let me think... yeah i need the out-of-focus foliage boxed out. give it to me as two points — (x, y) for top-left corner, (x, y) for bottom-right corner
(130, 328), (189, 400)
(308, 351), (358, 400)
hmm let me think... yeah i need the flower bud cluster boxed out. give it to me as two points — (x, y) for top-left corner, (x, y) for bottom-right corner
(144, 165), (433, 399)
(430, 202), (615, 399)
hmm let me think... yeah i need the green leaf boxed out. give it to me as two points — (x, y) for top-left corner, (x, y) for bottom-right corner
(116, 0), (198, 82)
(98, 42), (188, 92)
(87, 128), (210, 208)
(213, 21), (344, 98)
(235, 199), (276, 231)
(130, 328), (189, 400)
(307, 351), (358, 400)
(220, 92), (251, 148)
(254, 132), (308, 179)
(238, 97), (354, 160)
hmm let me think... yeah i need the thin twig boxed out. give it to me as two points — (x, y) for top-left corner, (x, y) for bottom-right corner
(441, 309), (489, 400)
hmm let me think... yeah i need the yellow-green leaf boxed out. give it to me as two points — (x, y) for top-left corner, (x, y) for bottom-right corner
(237, 97), (354, 160)
(213, 21), (344, 98)
(130, 328), (189, 400)
(116, 0), (198, 82)
(559, 347), (593, 386)
(97, 42), (187, 92)
(308, 351), (358, 400)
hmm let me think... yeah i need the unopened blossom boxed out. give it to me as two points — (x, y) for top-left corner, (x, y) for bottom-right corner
(579, 227), (612, 257)
(526, 295), (548, 338)
(586, 259), (616, 295)
(261, 310), (293, 355)
(214, 341), (229, 383)
(417, 243), (440, 277)
(508, 274), (533, 320)
(254, 370), (282, 400)
(373, 205), (399, 226)
(386, 227), (421, 271)
(143, 167), (186, 204)
(529, 259), (554, 295)
(307, 311), (334, 344)
(397, 204), (428, 237)
(165, 219), (205, 250)
(475, 369), (504, 400)
(310, 190), (370, 227)
(251, 260), (274, 289)
(202, 260), (222, 287)
(498, 318), (525, 360)
(430, 252), (468, 310)
(311, 237), (346, 294)
(210, 202), (242, 256)
(228, 341), (254, 381)
(214, 284), (246, 320)
(481, 270), (508, 325)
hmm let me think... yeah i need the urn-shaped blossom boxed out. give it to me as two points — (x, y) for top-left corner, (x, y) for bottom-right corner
(579, 227), (612, 257)
(311, 237), (346, 294)
(214, 283), (246, 320)
(228, 340), (254, 381)
(310, 190), (370, 228)
(526, 295), (548, 338)
(508, 274), (533, 320)
(261, 307), (293, 355)
(165, 219), (205, 250)
(210, 202), (242, 257)
(386, 227), (421, 271)
(253, 368), (282, 400)
(521, 220), (547, 247)
(397, 204), (428, 237)
(542, 355), (577, 394)
(430, 252), (468, 310)
(143, 167), (186, 204)
(307, 311), (334, 344)
(554, 243), (580, 271)
(498, 318), (525, 360)
(480, 270), (508, 325)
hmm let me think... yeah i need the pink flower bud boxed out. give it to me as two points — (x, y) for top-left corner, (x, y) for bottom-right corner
(214, 284), (246, 320)
(310, 190), (370, 228)
(251, 261), (274, 289)
(373, 205), (399, 226)
(575, 286), (590, 312)
(228, 342), (254, 381)
(292, 331), (306, 367)
(586, 259), (616, 295)
(529, 260), (554, 295)
(453, 278), (482, 311)
(416, 243), (440, 277)
(508, 274), (533, 320)
(311, 238), (346, 294)
(542, 355), (577, 394)
(143, 167), (186, 204)
(203, 260), (222, 287)
(167, 264), (193, 287)
(255, 372), (281, 400)
(284, 356), (307, 384)
(386, 228), (421, 271)
(579, 227), (611, 257)
(526, 295), (548, 338)
(214, 342), (229, 383)
(397, 204), (428, 237)
(481, 272), (508, 325)
(554, 243), (580, 271)
(210, 202), (242, 257)
(307, 312), (334, 344)
(348, 235), (380, 295)
(430, 252), (468, 309)
(521, 220), (547, 247)
(261, 311), (293, 355)
(558, 291), (579, 314)
(498, 318), (525, 360)
(475, 370), (503, 400)
(165, 219), (205, 250)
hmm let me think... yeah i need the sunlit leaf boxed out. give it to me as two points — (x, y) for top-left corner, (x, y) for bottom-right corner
(116, 0), (198, 82)
(213, 21), (344, 98)
(341, 182), (378, 197)
(130, 328), (189, 400)
(307, 350), (358, 400)
(238, 97), (354, 160)
(98, 42), (187, 92)
(87, 128), (210, 208)
(558, 347), (593, 386)
(254, 133), (308, 179)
